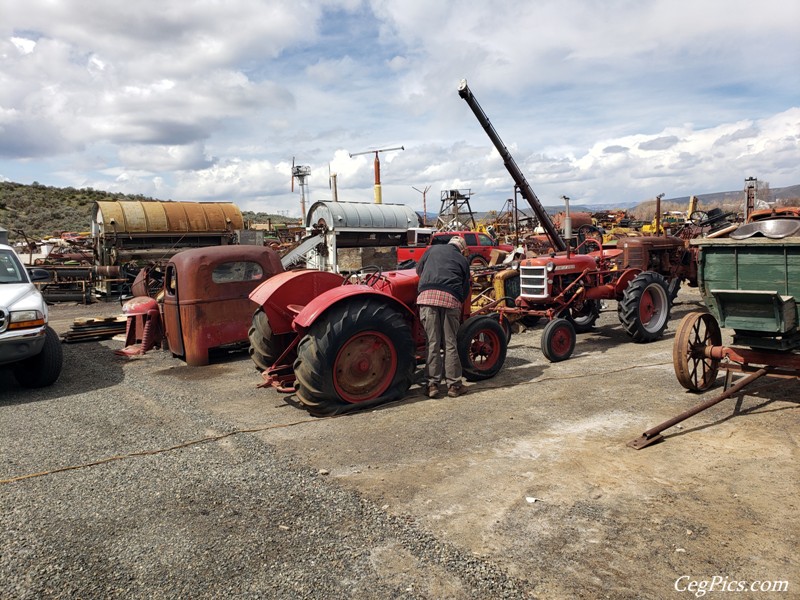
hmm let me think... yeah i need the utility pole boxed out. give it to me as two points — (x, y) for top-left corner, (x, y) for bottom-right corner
(412, 185), (431, 227)
(349, 146), (404, 204)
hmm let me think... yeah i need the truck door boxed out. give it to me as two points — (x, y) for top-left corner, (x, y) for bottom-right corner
(162, 264), (184, 357)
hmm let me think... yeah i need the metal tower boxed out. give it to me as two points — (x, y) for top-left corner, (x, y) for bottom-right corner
(291, 158), (311, 220)
(437, 189), (476, 230)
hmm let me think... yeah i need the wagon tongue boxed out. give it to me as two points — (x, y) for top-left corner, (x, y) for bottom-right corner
(626, 432), (664, 450)
(627, 368), (770, 450)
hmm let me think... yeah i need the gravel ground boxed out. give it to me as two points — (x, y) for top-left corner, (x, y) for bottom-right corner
(1, 337), (533, 599)
(2, 290), (798, 599)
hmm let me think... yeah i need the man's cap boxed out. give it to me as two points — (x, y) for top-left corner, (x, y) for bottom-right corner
(448, 236), (468, 252)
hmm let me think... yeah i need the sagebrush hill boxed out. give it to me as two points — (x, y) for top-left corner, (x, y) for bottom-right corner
(1, 180), (798, 241)
(0, 181), (298, 241)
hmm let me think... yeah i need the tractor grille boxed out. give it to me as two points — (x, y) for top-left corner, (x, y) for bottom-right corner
(519, 265), (548, 299)
(624, 244), (645, 270)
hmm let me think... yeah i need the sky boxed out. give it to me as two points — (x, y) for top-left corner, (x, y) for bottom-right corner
(1, 0), (799, 218)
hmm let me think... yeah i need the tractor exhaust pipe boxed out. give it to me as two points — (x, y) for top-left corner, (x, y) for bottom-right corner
(562, 195), (572, 258)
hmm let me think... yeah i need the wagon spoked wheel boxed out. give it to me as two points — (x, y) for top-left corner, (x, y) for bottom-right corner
(457, 315), (508, 381)
(293, 298), (415, 415)
(541, 317), (576, 362)
(673, 311), (722, 392)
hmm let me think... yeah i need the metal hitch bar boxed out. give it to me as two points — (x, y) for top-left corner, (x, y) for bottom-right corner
(627, 367), (770, 449)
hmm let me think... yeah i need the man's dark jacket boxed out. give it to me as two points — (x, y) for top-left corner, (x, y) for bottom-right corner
(416, 244), (470, 302)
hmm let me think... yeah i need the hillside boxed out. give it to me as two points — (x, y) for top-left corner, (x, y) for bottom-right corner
(0, 181), (295, 241)
(2, 180), (799, 242)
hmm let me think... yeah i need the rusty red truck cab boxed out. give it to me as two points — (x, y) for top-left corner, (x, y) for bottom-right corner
(162, 245), (283, 366)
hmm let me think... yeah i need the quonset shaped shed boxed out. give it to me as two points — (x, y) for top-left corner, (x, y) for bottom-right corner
(303, 201), (419, 272)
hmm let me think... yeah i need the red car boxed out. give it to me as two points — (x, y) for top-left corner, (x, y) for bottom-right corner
(397, 230), (514, 267)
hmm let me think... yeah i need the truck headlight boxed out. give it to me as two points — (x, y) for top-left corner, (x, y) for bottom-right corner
(9, 310), (46, 329)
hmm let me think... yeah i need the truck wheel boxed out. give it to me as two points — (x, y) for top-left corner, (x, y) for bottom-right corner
(457, 315), (507, 381)
(566, 298), (600, 333)
(541, 318), (576, 362)
(13, 326), (63, 388)
(618, 272), (671, 342)
(248, 308), (287, 371)
(293, 298), (415, 415)
(468, 254), (488, 268)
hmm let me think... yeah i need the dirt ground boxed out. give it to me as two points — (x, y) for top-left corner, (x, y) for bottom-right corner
(40, 288), (800, 597)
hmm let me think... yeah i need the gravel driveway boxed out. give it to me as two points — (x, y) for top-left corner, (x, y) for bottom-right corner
(2, 289), (798, 599)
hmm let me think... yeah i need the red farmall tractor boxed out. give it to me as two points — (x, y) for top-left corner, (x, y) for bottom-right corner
(509, 236), (688, 362)
(458, 79), (697, 361)
(248, 267), (508, 415)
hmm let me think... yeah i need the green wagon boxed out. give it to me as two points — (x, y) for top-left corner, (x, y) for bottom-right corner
(629, 223), (800, 449)
(673, 236), (800, 391)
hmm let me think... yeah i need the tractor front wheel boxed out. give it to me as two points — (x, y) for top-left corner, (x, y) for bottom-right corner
(457, 315), (508, 381)
(541, 318), (576, 362)
(248, 308), (288, 372)
(618, 272), (671, 343)
(293, 298), (415, 415)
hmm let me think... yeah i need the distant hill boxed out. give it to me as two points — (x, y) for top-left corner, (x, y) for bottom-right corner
(0, 181), (295, 241)
(2, 180), (798, 241)
(458, 183), (800, 223)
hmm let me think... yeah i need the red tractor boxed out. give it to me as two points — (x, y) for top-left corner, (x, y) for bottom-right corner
(508, 237), (685, 361)
(248, 267), (508, 415)
(458, 79), (697, 361)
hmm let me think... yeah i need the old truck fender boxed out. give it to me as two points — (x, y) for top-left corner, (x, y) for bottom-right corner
(249, 269), (346, 335)
(292, 285), (416, 330)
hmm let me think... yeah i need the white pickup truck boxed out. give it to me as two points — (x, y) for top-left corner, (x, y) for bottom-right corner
(0, 243), (63, 387)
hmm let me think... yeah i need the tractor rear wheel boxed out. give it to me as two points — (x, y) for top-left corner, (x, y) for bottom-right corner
(673, 311), (722, 392)
(541, 318), (576, 362)
(293, 298), (415, 415)
(248, 308), (288, 372)
(566, 298), (600, 333)
(618, 272), (671, 343)
(457, 315), (508, 381)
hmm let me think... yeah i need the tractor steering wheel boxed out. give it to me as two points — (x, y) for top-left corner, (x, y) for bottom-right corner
(689, 210), (709, 227)
(359, 265), (384, 287)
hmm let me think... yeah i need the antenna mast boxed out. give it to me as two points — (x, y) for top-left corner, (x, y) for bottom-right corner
(349, 145), (404, 204)
(412, 185), (431, 226)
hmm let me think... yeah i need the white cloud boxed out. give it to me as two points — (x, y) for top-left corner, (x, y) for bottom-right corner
(0, 0), (797, 215)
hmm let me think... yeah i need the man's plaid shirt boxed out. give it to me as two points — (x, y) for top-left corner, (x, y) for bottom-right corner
(417, 288), (461, 309)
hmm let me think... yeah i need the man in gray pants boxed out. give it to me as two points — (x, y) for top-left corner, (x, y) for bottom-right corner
(416, 236), (471, 398)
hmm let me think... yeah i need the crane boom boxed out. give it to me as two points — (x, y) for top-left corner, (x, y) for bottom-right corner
(457, 79), (566, 252)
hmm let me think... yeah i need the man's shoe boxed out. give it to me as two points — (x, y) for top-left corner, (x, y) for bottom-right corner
(447, 383), (464, 398)
(427, 383), (440, 398)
